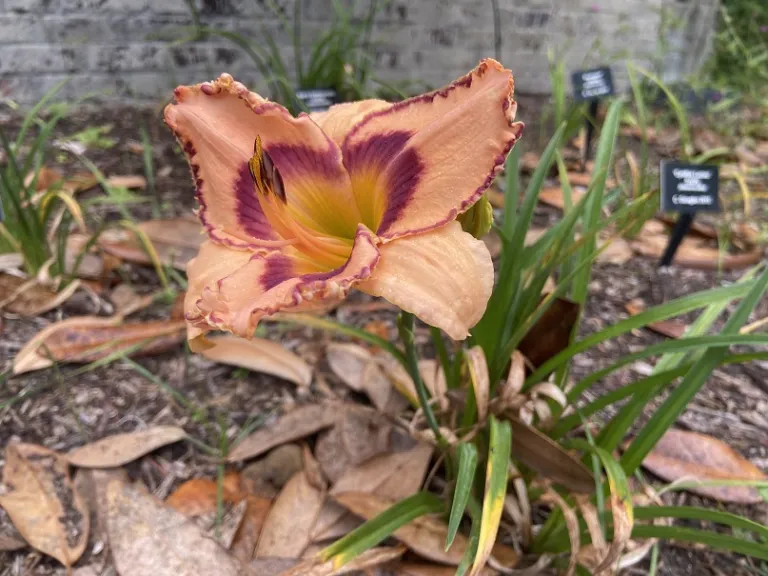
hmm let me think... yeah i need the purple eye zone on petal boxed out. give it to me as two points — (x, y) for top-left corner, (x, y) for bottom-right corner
(261, 253), (294, 290)
(234, 163), (277, 240)
(342, 130), (424, 234)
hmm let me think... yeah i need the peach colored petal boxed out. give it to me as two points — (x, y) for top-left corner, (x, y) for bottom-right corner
(310, 99), (392, 146)
(184, 240), (254, 342)
(342, 59), (523, 239)
(189, 226), (380, 339)
(164, 74), (362, 246)
(358, 221), (493, 340)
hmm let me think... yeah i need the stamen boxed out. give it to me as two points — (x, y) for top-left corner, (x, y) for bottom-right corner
(249, 135), (287, 204)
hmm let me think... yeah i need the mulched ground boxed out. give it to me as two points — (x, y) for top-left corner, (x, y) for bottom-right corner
(0, 96), (766, 575)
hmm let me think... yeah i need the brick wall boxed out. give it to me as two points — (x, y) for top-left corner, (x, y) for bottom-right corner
(0, 0), (719, 105)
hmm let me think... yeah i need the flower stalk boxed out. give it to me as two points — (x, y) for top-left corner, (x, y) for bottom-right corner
(397, 312), (444, 446)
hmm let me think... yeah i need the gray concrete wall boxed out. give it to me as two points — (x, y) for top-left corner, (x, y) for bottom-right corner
(0, 0), (719, 105)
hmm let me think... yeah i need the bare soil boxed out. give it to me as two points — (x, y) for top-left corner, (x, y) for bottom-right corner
(0, 99), (766, 575)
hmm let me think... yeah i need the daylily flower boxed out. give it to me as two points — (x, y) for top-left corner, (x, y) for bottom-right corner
(165, 59), (523, 346)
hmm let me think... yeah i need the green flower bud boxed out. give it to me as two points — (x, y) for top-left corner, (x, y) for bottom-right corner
(458, 194), (494, 239)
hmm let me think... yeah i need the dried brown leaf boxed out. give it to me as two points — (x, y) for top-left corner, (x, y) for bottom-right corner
(107, 480), (244, 576)
(67, 426), (186, 468)
(326, 343), (396, 412)
(631, 232), (764, 271)
(392, 563), (495, 576)
(27, 166), (64, 191)
(109, 284), (155, 317)
(242, 444), (304, 499)
(377, 356), (446, 407)
(735, 144), (762, 167)
(0, 443), (89, 566)
(538, 187), (586, 210)
(592, 489), (632, 574)
(231, 495), (272, 564)
(303, 444), (328, 491)
(506, 415), (594, 493)
(315, 407), (392, 483)
(518, 297), (580, 369)
(313, 442), (433, 541)
(312, 506), (362, 542)
(625, 300), (687, 339)
(542, 488), (579, 576)
(0, 509), (26, 552)
(466, 346), (489, 421)
(640, 428), (767, 503)
(255, 471), (324, 558)
(596, 237), (634, 266)
(0, 273), (79, 316)
(13, 316), (186, 374)
(105, 175), (147, 189)
(65, 233), (120, 280)
(0, 253), (24, 272)
(165, 475), (271, 562)
(521, 151), (541, 173)
(499, 350), (526, 410)
(228, 404), (340, 462)
(166, 478), (238, 517)
(201, 335), (313, 387)
(283, 546), (406, 576)
(250, 558), (300, 575)
(72, 467), (128, 562)
(214, 500), (249, 549)
(100, 216), (203, 270)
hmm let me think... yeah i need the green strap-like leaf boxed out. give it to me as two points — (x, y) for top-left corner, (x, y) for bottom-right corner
(634, 506), (768, 541)
(524, 280), (757, 387)
(471, 416), (512, 576)
(456, 499), (482, 576)
(631, 525), (768, 561)
(446, 443), (478, 550)
(319, 491), (443, 569)
(475, 124), (566, 361)
(566, 439), (633, 526)
(622, 267), (768, 474)
(571, 97), (624, 305)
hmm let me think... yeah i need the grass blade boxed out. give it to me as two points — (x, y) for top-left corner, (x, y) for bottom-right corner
(627, 64), (649, 187)
(15, 78), (70, 148)
(446, 443), (478, 550)
(631, 64), (692, 159)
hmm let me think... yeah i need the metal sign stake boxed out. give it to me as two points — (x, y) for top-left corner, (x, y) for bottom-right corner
(659, 213), (695, 267)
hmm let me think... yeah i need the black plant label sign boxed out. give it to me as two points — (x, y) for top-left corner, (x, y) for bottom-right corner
(296, 89), (338, 112)
(571, 67), (614, 101)
(660, 161), (720, 213)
